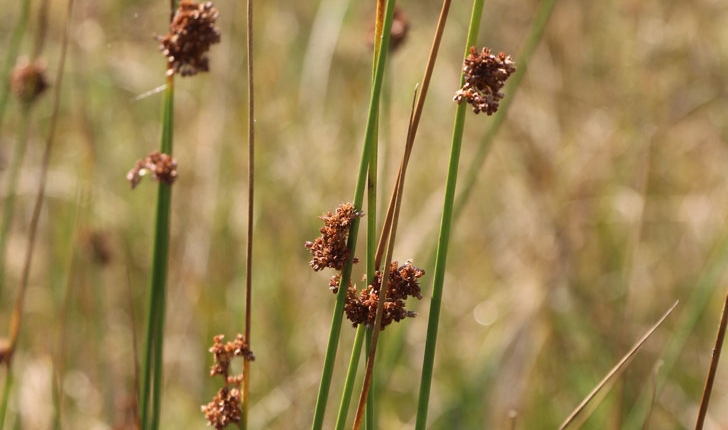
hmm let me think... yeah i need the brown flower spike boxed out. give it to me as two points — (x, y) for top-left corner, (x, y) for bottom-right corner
(454, 47), (516, 115)
(158, 1), (221, 77)
(202, 334), (254, 429)
(126, 151), (178, 189)
(305, 203), (363, 272)
(10, 58), (49, 104)
(345, 260), (425, 330)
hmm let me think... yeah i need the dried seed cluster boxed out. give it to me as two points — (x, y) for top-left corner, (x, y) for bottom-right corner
(126, 151), (178, 189)
(201, 387), (242, 430)
(305, 203), (363, 272)
(454, 47), (516, 115)
(344, 260), (424, 330)
(10, 58), (48, 104)
(158, 1), (221, 77)
(202, 334), (254, 430)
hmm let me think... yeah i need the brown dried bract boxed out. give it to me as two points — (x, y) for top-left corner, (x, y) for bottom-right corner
(158, 1), (221, 77)
(126, 151), (178, 189)
(305, 203), (363, 272)
(454, 47), (516, 115)
(344, 260), (425, 330)
(10, 58), (49, 104)
(201, 386), (242, 430)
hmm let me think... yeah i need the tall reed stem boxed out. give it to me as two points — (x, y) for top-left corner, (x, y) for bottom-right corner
(139, 73), (174, 430)
(310, 2), (396, 428)
(415, 1), (484, 428)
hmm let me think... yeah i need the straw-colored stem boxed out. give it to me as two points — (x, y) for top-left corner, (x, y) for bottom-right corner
(415, 1), (484, 428)
(310, 1), (396, 428)
(694, 290), (728, 430)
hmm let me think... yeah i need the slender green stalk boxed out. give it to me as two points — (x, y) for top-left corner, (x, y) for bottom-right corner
(139, 76), (174, 430)
(0, 0), (71, 426)
(0, 0), (31, 132)
(334, 325), (366, 430)
(310, 1), (396, 428)
(0, 105), (31, 295)
(453, 0), (557, 220)
(415, 1), (484, 428)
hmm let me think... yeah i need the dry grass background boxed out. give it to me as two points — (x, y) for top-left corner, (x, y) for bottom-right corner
(1, 0), (728, 428)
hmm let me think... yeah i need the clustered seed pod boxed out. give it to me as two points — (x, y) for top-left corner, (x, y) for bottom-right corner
(344, 260), (425, 330)
(304, 203), (363, 273)
(201, 334), (253, 430)
(10, 58), (49, 105)
(454, 47), (516, 115)
(126, 151), (178, 189)
(158, 1), (221, 77)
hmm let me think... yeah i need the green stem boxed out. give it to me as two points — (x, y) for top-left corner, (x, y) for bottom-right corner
(415, 1), (484, 428)
(0, 0), (31, 132)
(310, 1), (396, 428)
(0, 105), (31, 296)
(334, 325), (366, 430)
(139, 77), (174, 430)
(0, 369), (12, 429)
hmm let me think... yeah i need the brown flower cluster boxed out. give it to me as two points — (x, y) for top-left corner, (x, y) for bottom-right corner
(158, 1), (221, 77)
(345, 260), (424, 330)
(202, 334), (254, 429)
(201, 387), (242, 430)
(305, 203), (363, 272)
(454, 47), (516, 115)
(126, 151), (178, 189)
(208, 334), (255, 378)
(11, 58), (49, 104)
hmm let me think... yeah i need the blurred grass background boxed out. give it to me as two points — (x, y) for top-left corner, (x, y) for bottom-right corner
(1, 0), (728, 428)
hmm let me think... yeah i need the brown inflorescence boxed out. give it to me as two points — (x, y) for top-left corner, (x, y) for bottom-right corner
(202, 334), (253, 429)
(454, 47), (516, 115)
(126, 151), (178, 189)
(344, 260), (425, 330)
(305, 203), (363, 272)
(201, 386), (242, 430)
(158, 1), (221, 77)
(10, 58), (49, 104)
(208, 334), (255, 379)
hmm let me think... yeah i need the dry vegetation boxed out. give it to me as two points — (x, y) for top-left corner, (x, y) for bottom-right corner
(1, 0), (728, 428)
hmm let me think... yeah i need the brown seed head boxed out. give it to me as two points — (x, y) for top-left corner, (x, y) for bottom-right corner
(344, 260), (424, 329)
(158, 1), (221, 77)
(201, 386), (242, 430)
(126, 151), (178, 189)
(305, 203), (363, 272)
(208, 334), (254, 379)
(454, 47), (516, 115)
(10, 58), (49, 104)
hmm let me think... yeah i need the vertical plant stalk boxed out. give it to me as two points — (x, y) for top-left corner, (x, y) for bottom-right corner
(139, 72), (174, 430)
(415, 1), (484, 429)
(352, 86), (419, 430)
(334, 325), (367, 430)
(310, 1), (396, 429)
(364, 1), (385, 427)
(453, 0), (556, 220)
(694, 290), (728, 430)
(0, 0), (31, 131)
(0, 0), (73, 426)
(241, 0), (255, 427)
